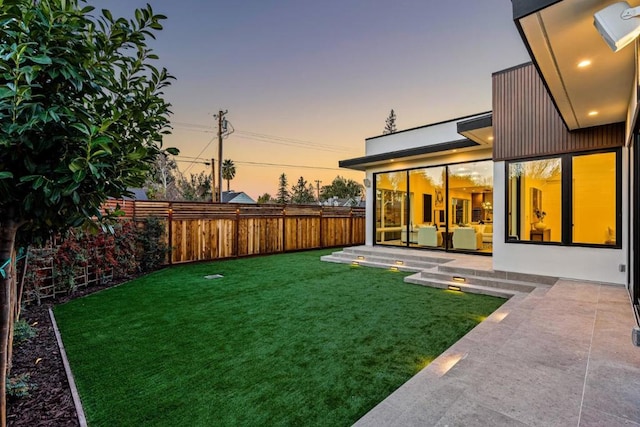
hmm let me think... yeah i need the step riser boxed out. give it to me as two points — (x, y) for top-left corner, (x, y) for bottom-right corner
(342, 247), (451, 264)
(419, 271), (537, 293)
(328, 252), (439, 269)
(405, 276), (516, 298)
(437, 265), (557, 286)
(321, 256), (424, 272)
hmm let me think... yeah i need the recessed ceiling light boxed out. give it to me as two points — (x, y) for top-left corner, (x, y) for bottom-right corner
(588, 111), (599, 116)
(578, 60), (592, 68)
(488, 136), (494, 141)
(452, 149), (458, 153)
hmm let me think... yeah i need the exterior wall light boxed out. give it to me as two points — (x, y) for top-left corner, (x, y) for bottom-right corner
(594, 2), (640, 52)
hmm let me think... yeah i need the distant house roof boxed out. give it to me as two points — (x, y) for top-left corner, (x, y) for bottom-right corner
(123, 188), (148, 201)
(222, 191), (256, 204)
(322, 196), (365, 208)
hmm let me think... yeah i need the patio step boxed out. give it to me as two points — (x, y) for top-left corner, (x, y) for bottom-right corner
(321, 246), (557, 299)
(321, 252), (436, 272)
(436, 265), (558, 286)
(341, 246), (452, 265)
(404, 273), (521, 298)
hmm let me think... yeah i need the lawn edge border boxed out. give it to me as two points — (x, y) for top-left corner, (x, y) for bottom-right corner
(48, 308), (88, 427)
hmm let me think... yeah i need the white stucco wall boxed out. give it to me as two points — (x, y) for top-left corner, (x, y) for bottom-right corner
(366, 120), (469, 156)
(492, 158), (629, 285)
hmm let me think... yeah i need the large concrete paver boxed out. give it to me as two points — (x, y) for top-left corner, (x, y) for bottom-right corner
(354, 280), (640, 426)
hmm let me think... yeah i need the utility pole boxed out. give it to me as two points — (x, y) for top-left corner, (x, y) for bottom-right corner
(315, 180), (322, 202)
(211, 158), (216, 202)
(214, 110), (228, 203)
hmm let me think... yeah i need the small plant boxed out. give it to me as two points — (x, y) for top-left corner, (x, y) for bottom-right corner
(6, 373), (36, 398)
(534, 208), (547, 222)
(13, 319), (36, 344)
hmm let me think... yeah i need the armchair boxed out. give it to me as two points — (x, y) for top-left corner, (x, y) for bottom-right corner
(452, 227), (483, 250)
(417, 226), (443, 247)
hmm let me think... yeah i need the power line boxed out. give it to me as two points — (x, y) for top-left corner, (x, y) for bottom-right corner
(183, 135), (216, 174)
(234, 160), (343, 171)
(171, 121), (359, 154)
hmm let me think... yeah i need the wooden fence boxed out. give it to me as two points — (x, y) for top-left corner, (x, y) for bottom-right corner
(104, 200), (366, 264)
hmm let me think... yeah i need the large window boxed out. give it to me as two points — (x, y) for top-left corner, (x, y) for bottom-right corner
(507, 149), (620, 246)
(374, 160), (493, 254)
(507, 158), (562, 242)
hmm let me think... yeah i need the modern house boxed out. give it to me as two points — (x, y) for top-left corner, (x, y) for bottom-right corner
(339, 0), (639, 340)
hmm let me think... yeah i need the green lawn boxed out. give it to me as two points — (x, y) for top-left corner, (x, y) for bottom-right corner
(54, 249), (504, 426)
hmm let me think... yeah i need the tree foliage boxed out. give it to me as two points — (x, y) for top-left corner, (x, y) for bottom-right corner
(290, 176), (315, 204)
(275, 173), (289, 204)
(320, 176), (364, 201)
(0, 1), (175, 423)
(221, 159), (236, 192)
(383, 109), (397, 134)
(145, 153), (181, 200)
(178, 171), (212, 201)
(257, 193), (273, 204)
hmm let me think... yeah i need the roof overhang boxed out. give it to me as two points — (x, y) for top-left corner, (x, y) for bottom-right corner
(457, 113), (494, 145)
(339, 139), (479, 171)
(340, 112), (493, 171)
(513, 0), (639, 135)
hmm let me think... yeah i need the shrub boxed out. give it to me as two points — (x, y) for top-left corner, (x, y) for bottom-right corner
(137, 217), (168, 272)
(13, 319), (36, 344)
(6, 373), (36, 398)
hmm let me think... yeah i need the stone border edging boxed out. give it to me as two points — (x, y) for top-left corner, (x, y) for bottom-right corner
(48, 308), (88, 427)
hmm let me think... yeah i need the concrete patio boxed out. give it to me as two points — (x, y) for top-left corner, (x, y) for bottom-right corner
(353, 269), (640, 425)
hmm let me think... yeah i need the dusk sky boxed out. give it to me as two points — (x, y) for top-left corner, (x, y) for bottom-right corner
(89, 1), (530, 199)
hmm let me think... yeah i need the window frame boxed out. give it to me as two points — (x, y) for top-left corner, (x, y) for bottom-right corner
(505, 148), (622, 248)
(372, 158), (493, 253)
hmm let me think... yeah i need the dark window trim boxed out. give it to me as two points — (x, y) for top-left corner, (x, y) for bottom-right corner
(505, 148), (622, 248)
(373, 158), (493, 256)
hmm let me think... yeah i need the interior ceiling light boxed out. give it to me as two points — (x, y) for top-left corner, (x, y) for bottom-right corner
(588, 111), (599, 116)
(577, 59), (592, 68)
(594, 2), (640, 52)
(488, 136), (494, 141)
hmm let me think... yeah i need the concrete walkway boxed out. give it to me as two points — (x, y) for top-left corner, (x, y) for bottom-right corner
(354, 280), (640, 426)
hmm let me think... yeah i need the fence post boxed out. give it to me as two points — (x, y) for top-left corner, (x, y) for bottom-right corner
(319, 207), (324, 249)
(168, 202), (173, 265)
(282, 206), (286, 253)
(235, 207), (240, 258)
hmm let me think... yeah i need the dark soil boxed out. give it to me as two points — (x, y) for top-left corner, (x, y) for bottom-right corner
(7, 281), (124, 426)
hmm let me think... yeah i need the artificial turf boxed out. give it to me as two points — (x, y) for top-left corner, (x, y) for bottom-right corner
(53, 249), (505, 426)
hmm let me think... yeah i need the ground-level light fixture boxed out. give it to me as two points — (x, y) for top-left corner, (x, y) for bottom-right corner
(447, 284), (462, 292)
(594, 2), (640, 52)
(452, 276), (466, 283)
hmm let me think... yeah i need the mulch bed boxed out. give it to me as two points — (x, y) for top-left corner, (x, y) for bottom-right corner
(7, 281), (125, 426)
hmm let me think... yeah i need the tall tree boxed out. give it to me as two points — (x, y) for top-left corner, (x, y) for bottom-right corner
(221, 159), (236, 192)
(146, 153), (180, 200)
(178, 171), (212, 201)
(290, 176), (315, 204)
(0, 2), (174, 423)
(275, 173), (289, 204)
(320, 176), (364, 200)
(383, 109), (397, 134)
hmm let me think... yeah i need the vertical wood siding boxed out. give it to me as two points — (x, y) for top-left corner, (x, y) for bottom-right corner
(493, 63), (624, 160)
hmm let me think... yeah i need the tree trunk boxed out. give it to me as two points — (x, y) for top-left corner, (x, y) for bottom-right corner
(0, 212), (19, 427)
